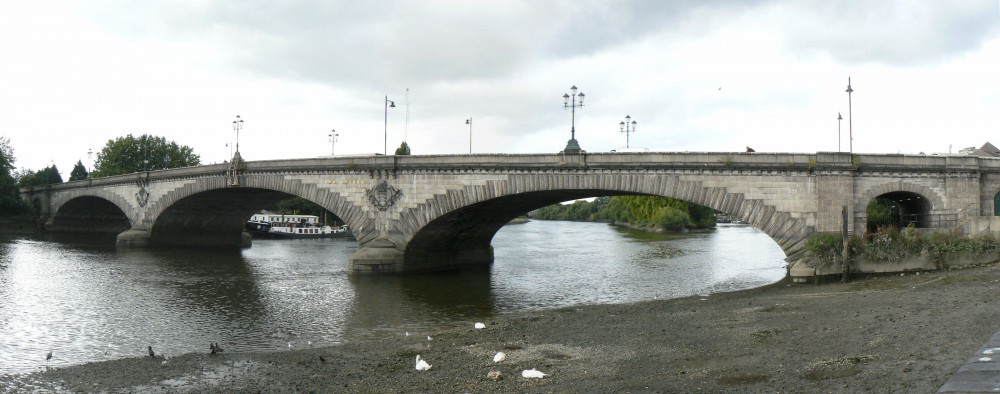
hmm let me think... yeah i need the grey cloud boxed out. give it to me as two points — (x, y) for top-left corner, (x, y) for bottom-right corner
(777, 1), (1000, 66)
(85, 1), (754, 89)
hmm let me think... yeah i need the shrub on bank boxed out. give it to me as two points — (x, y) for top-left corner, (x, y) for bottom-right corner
(849, 227), (923, 263)
(805, 226), (1000, 266)
(651, 206), (693, 230)
(804, 233), (843, 268)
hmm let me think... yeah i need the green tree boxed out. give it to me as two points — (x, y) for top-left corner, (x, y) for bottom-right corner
(92, 134), (200, 177)
(395, 141), (411, 155)
(17, 165), (63, 188)
(533, 195), (715, 230)
(0, 137), (26, 214)
(866, 197), (900, 233)
(69, 160), (88, 181)
(651, 205), (692, 229)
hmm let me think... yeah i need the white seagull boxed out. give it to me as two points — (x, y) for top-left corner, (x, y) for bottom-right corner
(426, 336), (432, 341)
(493, 352), (506, 363)
(522, 368), (547, 378)
(474, 322), (486, 329)
(415, 355), (432, 370)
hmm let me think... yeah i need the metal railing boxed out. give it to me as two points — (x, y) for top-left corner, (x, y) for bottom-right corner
(899, 213), (959, 229)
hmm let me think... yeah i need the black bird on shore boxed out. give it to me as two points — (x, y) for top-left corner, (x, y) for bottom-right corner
(148, 346), (155, 358)
(319, 355), (326, 363)
(210, 343), (217, 355)
(46, 351), (52, 362)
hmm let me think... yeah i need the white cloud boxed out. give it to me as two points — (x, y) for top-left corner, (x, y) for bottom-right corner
(0, 1), (998, 179)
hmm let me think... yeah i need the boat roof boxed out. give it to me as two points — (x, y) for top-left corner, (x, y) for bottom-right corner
(253, 211), (319, 220)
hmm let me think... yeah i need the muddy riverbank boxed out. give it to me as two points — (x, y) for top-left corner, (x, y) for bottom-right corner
(4, 264), (999, 393)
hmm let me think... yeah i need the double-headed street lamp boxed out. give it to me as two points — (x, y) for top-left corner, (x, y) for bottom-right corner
(384, 96), (395, 155)
(329, 129), (339, 156)
(619, 115), (637, 148)
(232, 115), (244, 157)
(562, 85), (585, 154)
(465, 117), (472, 153)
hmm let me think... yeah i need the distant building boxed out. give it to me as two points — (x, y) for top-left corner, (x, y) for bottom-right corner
(959, 142), (1000, 157)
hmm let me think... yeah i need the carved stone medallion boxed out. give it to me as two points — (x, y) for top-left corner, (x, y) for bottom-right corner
(366, 180), (402, 211)
(135, 178), (150, 207)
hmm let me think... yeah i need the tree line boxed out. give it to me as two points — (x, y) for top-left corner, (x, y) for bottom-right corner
(531, 195), (717, 230)
(0, 134), (201, 216)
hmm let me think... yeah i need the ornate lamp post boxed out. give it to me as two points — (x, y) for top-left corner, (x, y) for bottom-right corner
(384, 96), (395, 155)
(465, 117), (472, 153)
(845, 78), (853, 154)
(232, 115), (244, 157)
(562, 85), (585, 154)
(329, 129), (339, 156)
(619, 115), (637, 148)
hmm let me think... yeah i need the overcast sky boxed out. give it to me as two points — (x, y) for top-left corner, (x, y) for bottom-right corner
(2, 1), (999, 177)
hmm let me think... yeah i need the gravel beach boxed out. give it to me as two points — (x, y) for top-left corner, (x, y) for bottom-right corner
(4, 264), (1000, 393)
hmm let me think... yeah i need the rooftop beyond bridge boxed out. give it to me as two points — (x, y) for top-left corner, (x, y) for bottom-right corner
(20, 151), (1000, 275)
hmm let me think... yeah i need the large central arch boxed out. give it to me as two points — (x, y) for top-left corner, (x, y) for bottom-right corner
(404, 190), (625, 272)
(385, 174), (813, 274)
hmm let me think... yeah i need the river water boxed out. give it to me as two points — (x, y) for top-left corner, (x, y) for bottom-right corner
(0, 221), (785, 375)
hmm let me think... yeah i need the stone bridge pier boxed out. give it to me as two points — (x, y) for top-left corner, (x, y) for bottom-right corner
(20, 152), (1000, 275)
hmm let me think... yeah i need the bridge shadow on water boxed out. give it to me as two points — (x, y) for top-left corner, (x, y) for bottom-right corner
(114, 246), (269, 323)
(344, 269), (496, 336)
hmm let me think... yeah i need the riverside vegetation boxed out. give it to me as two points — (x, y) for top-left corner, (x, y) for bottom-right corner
(531, 195), (716, 231)
(805, 195), (1000, 271)
(805, 225), (1000, 270)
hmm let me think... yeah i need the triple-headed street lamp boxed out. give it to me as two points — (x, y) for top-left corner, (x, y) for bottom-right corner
(232, 115), (244, 157)
(329, 129), (339, 156)
(619, 115), (637, 148)
(562, 85), (585, 154)
(384, 96), (395, 155)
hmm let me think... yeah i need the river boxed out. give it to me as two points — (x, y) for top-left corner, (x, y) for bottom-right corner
(0, 221), (785, 375)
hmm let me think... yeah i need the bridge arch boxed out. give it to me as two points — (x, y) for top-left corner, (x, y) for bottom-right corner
(49, 195), (132, 234)
(994, 191), (1000, 216)
(46, 187), (139, 232)
(392, 174), (812, 274)
(858, 181), (944, 231)
(142, 174), (364, 248)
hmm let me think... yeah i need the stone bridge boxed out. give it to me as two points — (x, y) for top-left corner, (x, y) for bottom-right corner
(20, 152), (1000, 275)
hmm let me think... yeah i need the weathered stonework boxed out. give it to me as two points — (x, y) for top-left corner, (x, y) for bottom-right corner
(20, 152), (1000, 275)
